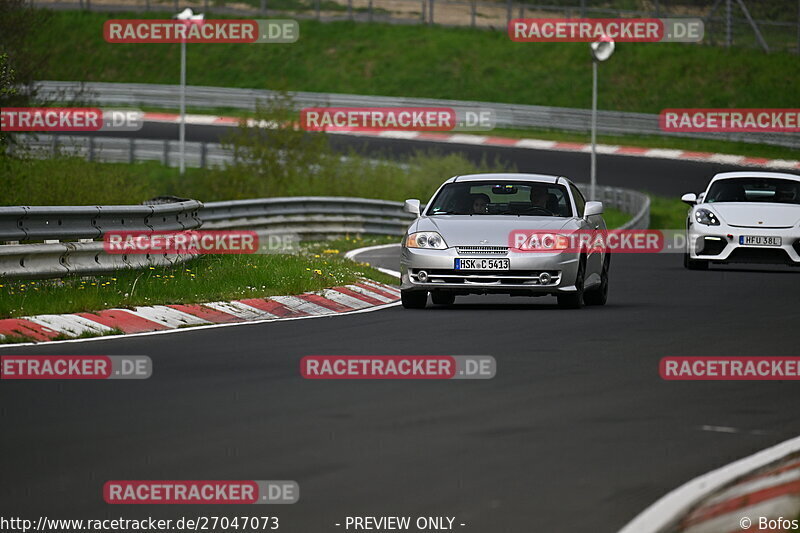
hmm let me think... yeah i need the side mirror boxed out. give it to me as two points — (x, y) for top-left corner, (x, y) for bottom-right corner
(681, 193), (697, 205)
(583, 201), (603, 218)
(404, 199), (421, 216)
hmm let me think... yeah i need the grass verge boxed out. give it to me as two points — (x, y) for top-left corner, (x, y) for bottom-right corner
(0, 238), (398, 319)
(31, 13), (800, 114)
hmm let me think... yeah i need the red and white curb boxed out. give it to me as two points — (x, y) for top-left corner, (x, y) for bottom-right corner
(0, 280), (399, 344)
(678, 454), (800, 533)
(142, 112), (800, 171)
(619, 435), (800, 533)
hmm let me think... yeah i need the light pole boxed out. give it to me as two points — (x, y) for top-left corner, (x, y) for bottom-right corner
(175, 8), (204, 175)
(589, 35), (614, 201)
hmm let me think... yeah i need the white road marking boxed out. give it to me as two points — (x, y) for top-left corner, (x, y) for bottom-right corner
(132, 306), (211, 327)
(269, 295), (335, 316)
(204, 301), (278, 320)
(26, 314), (112, 336)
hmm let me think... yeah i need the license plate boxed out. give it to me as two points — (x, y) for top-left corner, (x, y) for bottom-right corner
(454, 258), (510, 270)
(739, 235), (782, 246)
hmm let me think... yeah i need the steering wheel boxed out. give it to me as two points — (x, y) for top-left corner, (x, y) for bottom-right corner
(521, 205), (553, 215)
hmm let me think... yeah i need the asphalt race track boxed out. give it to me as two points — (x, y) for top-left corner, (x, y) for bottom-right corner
(4, 125), (799, 532)
(76, 121), (757, 197)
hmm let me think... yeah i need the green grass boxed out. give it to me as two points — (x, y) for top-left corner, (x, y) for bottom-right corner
(0, 242), (398, 319)
(0, 150), (497, 205)
(31, 12), (800, 114)
(649, 195), (689, 229)
(602, 207), (631, 229)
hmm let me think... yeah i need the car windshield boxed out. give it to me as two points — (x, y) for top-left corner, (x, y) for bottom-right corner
(706, 178), (800, 205)
(426, 181), (573, 217)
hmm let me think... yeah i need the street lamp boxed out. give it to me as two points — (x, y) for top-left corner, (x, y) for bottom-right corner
(174, 8), (204, 175)
(589, 35), (614, 201)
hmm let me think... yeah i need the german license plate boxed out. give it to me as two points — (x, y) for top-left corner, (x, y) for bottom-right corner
(454, 258), (510, 270)
(739, 235), (782, 246)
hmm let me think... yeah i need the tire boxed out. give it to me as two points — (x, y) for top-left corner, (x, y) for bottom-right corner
(557, 256), (585, 309)
(584, 255), (609, 306)
(431, 291), (456, 305)
(401, 290), (428, 309)
(684, 252), (709, 271)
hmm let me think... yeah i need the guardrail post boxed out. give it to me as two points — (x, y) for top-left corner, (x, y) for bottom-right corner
(145, 0), (149, 10)
(51, 135), (58, 156)
(368, 0), (373, 21)
(470, 0), (476, 27)
(174, 0), (178, 10)
(348, 0), (353, 19)
(200, 142), (207, 168)
(129, 138), (135, 164)
(88, 136), (95, 162)
(421, 0), (425, 22)
(506, 0), (512, 26)
(316, 0), (321, 19)
(428, 0), (434, 24)
(260, 0), (266, 15)
(163, 140), (170, 166)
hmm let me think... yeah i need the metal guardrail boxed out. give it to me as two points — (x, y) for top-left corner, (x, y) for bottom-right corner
(0, 189), (649, 278)
(0, 200), (203, 278)
(10, 134), (230, 169)
(35, 81), (800, 149)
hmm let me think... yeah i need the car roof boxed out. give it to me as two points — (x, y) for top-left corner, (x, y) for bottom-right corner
(710, 171), (800, 184)
(445, 173), (567, 184)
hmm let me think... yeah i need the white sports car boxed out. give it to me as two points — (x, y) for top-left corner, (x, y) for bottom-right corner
(682, 171), (800, 270)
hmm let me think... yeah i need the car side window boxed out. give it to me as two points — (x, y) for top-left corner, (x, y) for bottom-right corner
(570, 184), (586, 216)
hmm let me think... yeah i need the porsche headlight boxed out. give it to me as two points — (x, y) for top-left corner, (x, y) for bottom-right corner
(406, 232), (447, 249)
(694, 208), (720, 226)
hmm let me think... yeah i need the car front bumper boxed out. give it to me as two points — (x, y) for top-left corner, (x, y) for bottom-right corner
(400, 246), (581, 295)
(688, 224), (800, 265)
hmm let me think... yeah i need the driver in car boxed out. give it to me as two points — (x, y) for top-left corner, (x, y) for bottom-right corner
(471, 193), (490, 214)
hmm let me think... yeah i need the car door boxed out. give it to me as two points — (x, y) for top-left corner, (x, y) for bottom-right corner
(570, 183), (604, 284)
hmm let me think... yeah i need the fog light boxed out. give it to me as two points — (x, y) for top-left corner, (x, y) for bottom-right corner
(538, 272), (552, 285)
(417, 270), (428, 282)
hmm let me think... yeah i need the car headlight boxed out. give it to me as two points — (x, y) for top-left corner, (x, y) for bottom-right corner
(406, 231), (447, 249)
(694, 208), (720, 226)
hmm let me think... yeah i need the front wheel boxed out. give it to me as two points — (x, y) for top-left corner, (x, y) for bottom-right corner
(584, 255), (609, 306)
(557, 257), (585, 309)
(684, 252), (709, 271)
(401, 290), (428, 309)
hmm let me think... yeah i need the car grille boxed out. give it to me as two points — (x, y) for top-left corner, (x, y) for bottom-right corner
(412, 269), (560, 286)
(455, 246), (509, 256)
(726, 248), (794, 265)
